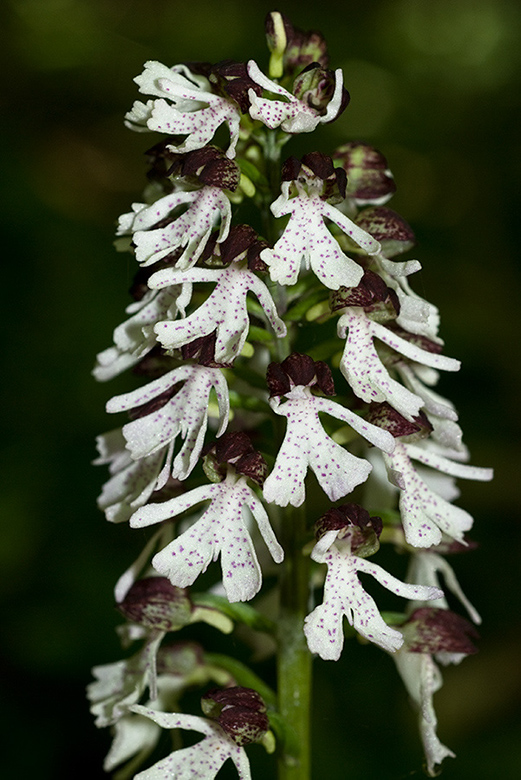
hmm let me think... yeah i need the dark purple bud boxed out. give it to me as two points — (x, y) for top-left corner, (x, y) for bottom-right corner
(267, 353), (336, 396)
(301, 151), (335, 180)
(209, 60), (262, 113)
(118, 578), (192, 631)
(203, 686), (267, 712)
(215, 431), (254, 462)
(282, 153), (346, 202)
(331, 269), (394, 308)
(247, 236), (269, 273)
(145, 138), (182, 183)
(281, 352), (316, 387)
(355, 207), (415, 257)
(219, 707), (270, 745)
(207, 432), (267, 486)
(176, 146), (240, 191)
(302, 151), (347, 202)
(293, 64), (349, 121)
(201, 687), (268, 745)
(314, 502), (382, 557)
(281, 156), (303, 183)
(314, 361), (336, 396)
(332, 142), (396, 205)
(219, 225), (259, 265)
(365, 403), (433, 440)
(234, 450), (268, 486)
(403, 608), (479, 656)
(266, 361), (291, 397)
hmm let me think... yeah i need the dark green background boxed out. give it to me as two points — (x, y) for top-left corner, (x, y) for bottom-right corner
(1, 0), (520, 777)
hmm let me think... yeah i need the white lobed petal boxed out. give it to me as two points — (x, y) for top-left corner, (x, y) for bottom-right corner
(337, 310), (424, 420)
(384, 443), (475, 547)
(150, 263), (285, 363)
(261, 195), (365, 289)
(133, 476), (281, 602)
(305, 545), (442, 660)
(263, 395), (375, 508)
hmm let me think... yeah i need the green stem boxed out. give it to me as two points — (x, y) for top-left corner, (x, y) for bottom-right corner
(277, 504), (313, 779)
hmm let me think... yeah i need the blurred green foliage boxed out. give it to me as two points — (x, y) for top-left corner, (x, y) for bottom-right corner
(1, 0), (520, 777)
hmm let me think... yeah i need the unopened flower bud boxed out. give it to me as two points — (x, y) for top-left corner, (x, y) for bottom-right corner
(402, 607), (479, 656)
(333, 142), (396, 205)
(118, 577), (193, 631)
(201, 687), (269, 745)
(293, 64), (349, 121)
(355, 207), (415, 257)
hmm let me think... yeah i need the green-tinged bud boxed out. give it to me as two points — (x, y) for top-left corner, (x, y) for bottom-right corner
(201, 687), (269, 745)
(266, 11), (287, 78)
(268, 13), (329, 77)
(293, 64), (350, 121)
(333, 142), (396, 205)
(401, 608), (479, 656)
(355, 207), (415, 257)
(118, 578), (193, 631)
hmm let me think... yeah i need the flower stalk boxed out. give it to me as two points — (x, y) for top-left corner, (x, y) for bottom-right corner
(88, 11), (492, 780)
(277, 503), (312, 778)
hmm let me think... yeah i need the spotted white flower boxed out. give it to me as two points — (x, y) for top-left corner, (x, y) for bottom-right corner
(336, 308), (460, 420)
(95, 430), (166, 524)
(129, 706), (252, 780)
(263, 386), (395, 508)
(149, 262), (286, 363)
(304, 529), (443, 659)
(260, 182), (380, 289)
(384, 441), (493, 547)
(106, 365), (230, 482)
(119, 185), (232, 269)
(130, 470), (284, 603)
(247, 60), (344, 133)
(126, 61), (242, 158)
(93, 287), (182, 382)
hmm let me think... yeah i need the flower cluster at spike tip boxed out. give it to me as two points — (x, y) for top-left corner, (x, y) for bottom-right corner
(89, 11), (493, 779)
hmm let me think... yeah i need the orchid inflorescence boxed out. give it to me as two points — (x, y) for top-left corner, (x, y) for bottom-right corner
(89, 11), (492, 779)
